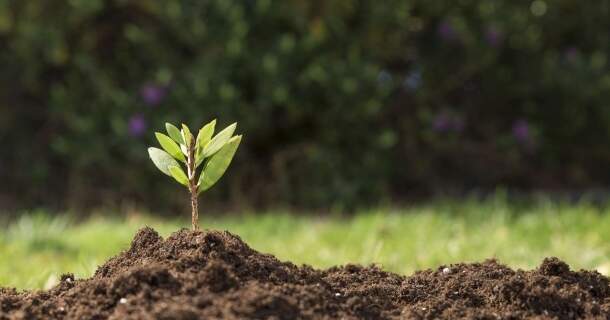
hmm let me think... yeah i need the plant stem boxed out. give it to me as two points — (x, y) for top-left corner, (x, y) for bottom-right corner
(186, 136), (199, 230)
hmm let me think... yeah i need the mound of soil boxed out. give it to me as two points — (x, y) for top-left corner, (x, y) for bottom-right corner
(1, 227), (609, 319)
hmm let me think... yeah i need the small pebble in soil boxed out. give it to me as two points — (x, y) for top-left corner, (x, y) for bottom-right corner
(442, 267), (451, 274)
(119, 298), (127, 304)
(335, 293), (341, 297)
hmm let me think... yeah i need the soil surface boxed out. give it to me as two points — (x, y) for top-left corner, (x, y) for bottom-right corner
(1, 227), (609, 319)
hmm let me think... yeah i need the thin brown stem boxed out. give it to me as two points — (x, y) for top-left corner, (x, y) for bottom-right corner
(186, 136), (199, 230)
(190, 189), (198, 230)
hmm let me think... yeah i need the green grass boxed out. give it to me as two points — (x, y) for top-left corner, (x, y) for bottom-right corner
(2, 198), (610, 289)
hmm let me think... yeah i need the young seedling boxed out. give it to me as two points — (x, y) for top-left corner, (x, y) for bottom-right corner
(148, 120), (242, 230)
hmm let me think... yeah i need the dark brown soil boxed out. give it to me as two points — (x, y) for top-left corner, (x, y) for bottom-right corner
(1, 227), (609, 319)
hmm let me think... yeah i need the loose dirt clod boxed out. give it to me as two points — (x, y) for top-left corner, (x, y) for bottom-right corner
(1, 227), (609, 319)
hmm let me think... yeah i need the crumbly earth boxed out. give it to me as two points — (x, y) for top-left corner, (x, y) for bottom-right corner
(1, 227), (609, 319)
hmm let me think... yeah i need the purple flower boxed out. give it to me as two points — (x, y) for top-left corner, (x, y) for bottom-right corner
(484, 27), (502, 47)
(377, 70), (392, 85)
(512, 119), (531, 143)
(433, 113), (451, 132)
(128, 114), (147, 137)
(432, 112), (464, 133)
(437, 21), (457, 41)
(403, 70), (422, 91)
(139, 84), (167, 106)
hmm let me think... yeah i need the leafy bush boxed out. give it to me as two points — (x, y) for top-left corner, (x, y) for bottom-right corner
(1, 1), (609, 210)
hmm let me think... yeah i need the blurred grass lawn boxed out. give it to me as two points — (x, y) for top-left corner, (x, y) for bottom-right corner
(2, 198), (610, 289)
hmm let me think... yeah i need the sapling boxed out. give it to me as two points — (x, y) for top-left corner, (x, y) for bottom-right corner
(148, 120), (241, 230)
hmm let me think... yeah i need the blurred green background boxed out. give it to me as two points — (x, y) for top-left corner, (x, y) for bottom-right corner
(1, 0), (609, 211)
(1, 1), (610, 289)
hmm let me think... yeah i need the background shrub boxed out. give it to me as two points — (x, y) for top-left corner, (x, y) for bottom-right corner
(1, 0), (609, 211)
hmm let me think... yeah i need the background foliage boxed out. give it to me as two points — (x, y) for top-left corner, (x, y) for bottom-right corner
(1, 0), (609, 210)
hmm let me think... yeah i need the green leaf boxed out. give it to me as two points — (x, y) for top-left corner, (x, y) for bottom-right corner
(198, 135), (241, 193)
(165, 123), (184, 145)
(203, 123), (236, 158)
(148, 147), (180, 176)
(181, 124), (193, 147)
(180, 144), (188, 156)
(195, 119), (216, 167)
(169, 165), (189, 187)
(155, 132), (186, 162)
